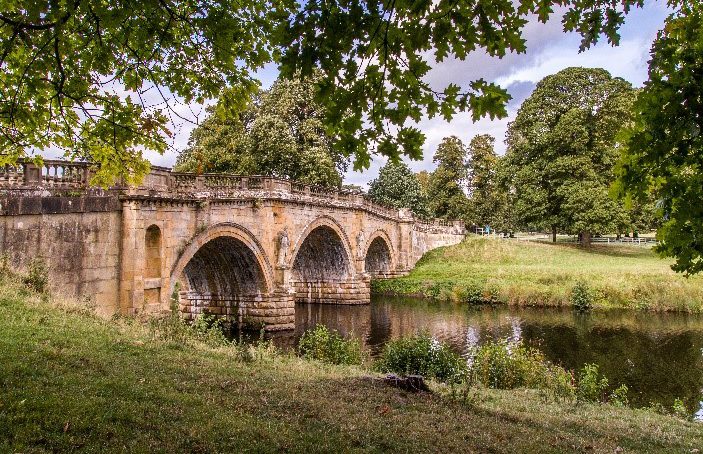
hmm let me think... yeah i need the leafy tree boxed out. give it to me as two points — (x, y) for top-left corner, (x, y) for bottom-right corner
(620, 3), (703, 274)
(368, 161), (429, 218)
(426, 136), (469, 221)
(503, 67), (634, 245)
(175, 77), (348, 187)
(467, 134), (500, 228)
(0, 0), (283, 185)
(1, 0), (651, 184)
(492, 160), (518, 233)
(415, 170), (431, 196)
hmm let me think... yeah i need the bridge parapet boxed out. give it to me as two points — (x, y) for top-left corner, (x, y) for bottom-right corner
(0, 160), (414, 221)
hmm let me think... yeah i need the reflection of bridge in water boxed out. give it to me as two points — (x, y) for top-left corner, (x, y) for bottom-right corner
(0, 160), (464, 330)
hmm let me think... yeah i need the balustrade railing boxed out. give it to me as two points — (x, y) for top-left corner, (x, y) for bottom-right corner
(203, 174), (243, 190)
(1, 164), (25, 187)
(0, 159), (467, 228)
(0, 160), (89, 189)
(40, 160), (88, 188)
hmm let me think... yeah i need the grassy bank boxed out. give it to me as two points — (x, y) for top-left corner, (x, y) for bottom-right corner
(373, 236), (703, 312)
(1, 280), (702, 452)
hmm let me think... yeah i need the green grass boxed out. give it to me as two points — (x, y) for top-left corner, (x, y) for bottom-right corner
(1, 278), (702, 452)
(373, 236), (703, 312)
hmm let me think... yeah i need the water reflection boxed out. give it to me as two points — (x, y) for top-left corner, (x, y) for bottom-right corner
(272, 296), (703, 419)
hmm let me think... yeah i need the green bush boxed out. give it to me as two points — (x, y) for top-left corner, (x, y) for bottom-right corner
(672, 398), (691, 420)
(468, 340), (550, 389)
(576, 363), (609, 402)
(570, 280), (593, 311)
(23, 258), (49, 294)
(609, 384), (629, 407)
(298, 325), (362, 366)
(376, 332), (467, 382)
(191, 313), (230, 346)
(540, 364), (576, 402)
(150, 312), (231, 348)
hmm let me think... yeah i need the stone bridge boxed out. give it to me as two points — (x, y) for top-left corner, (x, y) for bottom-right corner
(0, 160), (465, 330)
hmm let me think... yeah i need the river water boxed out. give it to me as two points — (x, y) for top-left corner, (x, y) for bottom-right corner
(261, 296), (703, 420)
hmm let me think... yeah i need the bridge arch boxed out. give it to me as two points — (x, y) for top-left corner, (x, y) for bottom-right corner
(289, 216), (362, 303)
(170, 223), (275, 321)
(364, 230), (395, 275)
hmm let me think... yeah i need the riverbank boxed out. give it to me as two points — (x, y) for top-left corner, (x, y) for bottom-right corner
(2, 280), (702, 452)
(373, 236), (703, 312)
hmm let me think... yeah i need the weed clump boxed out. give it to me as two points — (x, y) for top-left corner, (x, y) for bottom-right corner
(570, 280), (593, 311)
(23, 258), (49, 294)
(577, 363), (609, 402)
(150, 312), (231, 348)
(467, 340), (550, 389)
(376, 332), (467, 382)
(298, 324), (363, 365)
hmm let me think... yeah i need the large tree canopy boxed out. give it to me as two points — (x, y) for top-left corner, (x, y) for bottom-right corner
(504, 67), (634, 245)
(175, 76), (348, 187)
(1, 0), (651, 184)
(620, 3), (703, 274)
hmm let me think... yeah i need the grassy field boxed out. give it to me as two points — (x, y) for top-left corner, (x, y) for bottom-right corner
(373, 236), (703, 312)
(1, 279), (702, 453)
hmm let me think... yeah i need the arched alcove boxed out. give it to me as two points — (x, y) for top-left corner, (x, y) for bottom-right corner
(145, 225), (162, 279)
(143, 225), (163, 311)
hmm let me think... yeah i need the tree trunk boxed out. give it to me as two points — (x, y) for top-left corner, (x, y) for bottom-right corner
(551, 226), (557, 243)
(581, 231), (592, 247)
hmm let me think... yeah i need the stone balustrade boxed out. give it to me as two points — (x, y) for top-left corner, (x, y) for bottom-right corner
(0, 159), (461, 227)
(1, 160), (90, 189)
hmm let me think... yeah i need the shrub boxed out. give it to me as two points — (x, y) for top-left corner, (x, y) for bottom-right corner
(571, 280), (593, 311)
(576, 363), (609, 402)
(298, 325), (362, 366)
(468, 340), (550, 389)
(672, 398), (691, 420)
(191, 313), (229, 346)
(609, 384), (629, 407)
(23, 258), (49, 294)
(376, 332), (467, 382)
(463, 282), (485, 304)
(541, 364), (576, 402)
(150, 312), (231, 348)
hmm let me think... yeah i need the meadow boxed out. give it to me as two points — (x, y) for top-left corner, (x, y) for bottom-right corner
(373, 236), (703, 312)
(1, 276), (702, 453)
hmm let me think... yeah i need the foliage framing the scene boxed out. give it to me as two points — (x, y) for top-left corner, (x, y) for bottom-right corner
(1, 0), (651, 185)
(619, 3), (703, 275)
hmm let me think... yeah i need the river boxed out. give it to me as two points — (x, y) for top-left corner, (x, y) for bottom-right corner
(255, 296), (703, 420)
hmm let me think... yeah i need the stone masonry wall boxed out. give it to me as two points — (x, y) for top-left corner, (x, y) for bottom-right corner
(0, 196), (122, 316)
(293, 279), (371, 305)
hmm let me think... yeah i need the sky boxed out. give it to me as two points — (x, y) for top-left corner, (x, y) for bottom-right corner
(140, 2), (672, 187)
